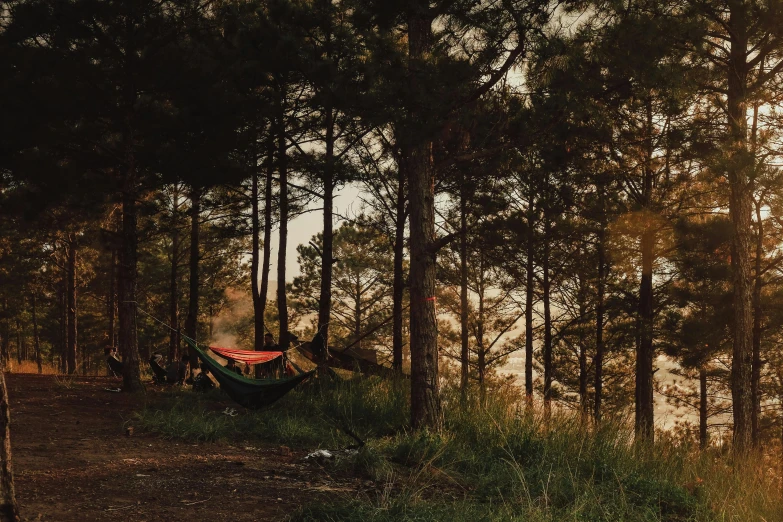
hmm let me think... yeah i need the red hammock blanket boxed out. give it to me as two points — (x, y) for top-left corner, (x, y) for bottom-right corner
(209, 346), (283, 365)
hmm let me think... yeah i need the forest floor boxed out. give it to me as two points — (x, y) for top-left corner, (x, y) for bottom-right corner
(7, 373), (363, 522)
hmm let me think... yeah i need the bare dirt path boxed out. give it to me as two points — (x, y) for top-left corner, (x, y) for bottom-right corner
(7, 373), (358, 522)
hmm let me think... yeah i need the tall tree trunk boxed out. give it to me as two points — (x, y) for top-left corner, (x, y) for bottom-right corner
(392, 170), (406, 374)
(13, 321), (19, 368)
(118, 183), (142, 391)
(59, 280), (67, 374)
(477, 274), (486, 405)
(752, 199), (763, 447)
(257, 135), (275, 378)
(405, 5), (441, 430)
(636, 228), (655, 441)
(525, 190), (535, 405)
(700, 366), (708, 449)
(32, 294), (41, 375)
(185, 187), (201, 371)
(66, 235), (78, 375)
(0, 300), (8, 372)
(594, 197), (606, 423)
(542, 217), (553, 420)
(118, 3), (142, 392)
(578, 270), (588, 422)
(459, 181), (469, 405)
(727, 1), (753, 453)
(108, 248), (116, 350)
(318, 105), (335, 360)
(251, 171), (263, 351)
(169, 186), (180, 364)
(0, 371), (18, 522)
(276, 90), (290, 352)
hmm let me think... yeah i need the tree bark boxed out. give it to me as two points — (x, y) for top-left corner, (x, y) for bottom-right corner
(59, 280), (66, 374)
(525, 190), (535, 405)
(251, 171), (263, 351)
(185, 187), (201, 370)
(727, 1), (753, 453)
(0, 371), (19, 522)
(752, 198), (763, 447)
(169, 185), (180, 364)
(31, 294), (41, 375)
(276, 89), (290, 352)
(459, 181), (469, 405)
(700, 366), (708, 449)
(405, 5), (442, 430)
(0, 301), (8, 372)
(13, 322), (19, 368)
(318, 104), (335, 363)
(257, 135), (275, 377)
(118, 181), (142, 391)
(66, 235), (78, 374)
(108, 248), (116, 351)
(578, 270), (588, 422)
(542, 216), (553, 420)
(0, 297), (11, 371)
(392, 170), (406, 374)
(636, 228), (655, 441)
(594, 221), (606, 423)
(477, 270), (486, 405)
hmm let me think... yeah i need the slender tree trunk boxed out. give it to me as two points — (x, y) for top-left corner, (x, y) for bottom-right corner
(578, 271), (588, 422)
(257, 135), (275, 378)
(752, 199), (763, 447)
(66, 235), (77, 375)
(727, 2), (753, 453)
(276, 90), (290, 352)
(32, 294), (41, 375)
(405, 4), (441, 430)
(636, 228), (655, 441)
(477, 276), (486, 405)
(459, 182), (469, 405)
(118, 182), (142, 391)
(0, 371), (18, 522)
(169, 186), (180, 364)
(0, 300), (8, 372)
(118, 3), (142, 392)
(108, 248), (116, 350)
(13, 322), (19, 368)
(525, 191), (535, 405)
(318, 105), (335, 361)
(392, 171), (406, 374)
(700, 366), (708, 449)
(59, 280), (67, 374)
(185, 187), (201, 370)
(635, 99), (656, 442)
(595, 207), (606, 423)
(252, 171), (263, 351)
(542, 217), (553, 420)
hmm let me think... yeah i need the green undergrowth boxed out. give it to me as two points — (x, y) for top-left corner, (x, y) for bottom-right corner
(134, 375), (409, 446)
(134, 379), (783, 521)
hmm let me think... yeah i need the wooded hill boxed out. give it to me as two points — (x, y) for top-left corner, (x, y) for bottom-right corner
(1, 0), (783, 456)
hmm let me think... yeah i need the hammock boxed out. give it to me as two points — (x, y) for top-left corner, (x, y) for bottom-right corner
(209, 346), (282, 365)
(185, 338), (313, 409)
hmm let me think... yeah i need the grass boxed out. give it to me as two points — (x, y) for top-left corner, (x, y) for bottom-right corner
(10, 360), (60, 375)
(134, 377), (783, 521)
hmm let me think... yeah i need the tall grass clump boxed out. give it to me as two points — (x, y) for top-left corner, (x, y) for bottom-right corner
(294, 383), (783, 521)
(134, 374), (409, 447)
(136, 375), (783, 521)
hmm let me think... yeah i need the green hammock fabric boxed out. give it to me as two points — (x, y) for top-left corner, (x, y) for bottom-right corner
(185, 338), (314, 409)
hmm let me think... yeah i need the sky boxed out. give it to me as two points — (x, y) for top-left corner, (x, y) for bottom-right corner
(268, 182), (364, 280)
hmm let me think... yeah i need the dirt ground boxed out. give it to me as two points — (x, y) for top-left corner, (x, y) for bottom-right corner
(7, 373), (363, 522)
